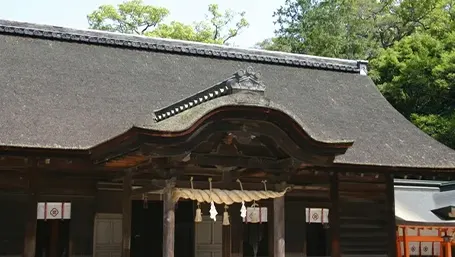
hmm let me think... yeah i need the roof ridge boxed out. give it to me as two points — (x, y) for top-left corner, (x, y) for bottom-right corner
(0, 19), (365, 74)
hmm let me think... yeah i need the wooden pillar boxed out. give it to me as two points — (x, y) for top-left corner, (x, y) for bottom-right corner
(273, 196), (285, 257)
(122, 171), (132, 257)
(396, 228), (402, 257)
(23, 171), (37, 257)
(439, 229), (443, 257)
(302, 215), (307, 257)
(68, 239), (73, 257)
(386, 173), (398, 257)
(163, 178), (176, 257)
(418, 229), (422, 257)
(231, 204), (243, 257)
(403, 227), (410, 257)
(445, 242), (452, 257)
(222, 224), (232, 257)
(268, 200), (274, 257)
(221, 170), (231, 257)
(329, 172), (340, 257)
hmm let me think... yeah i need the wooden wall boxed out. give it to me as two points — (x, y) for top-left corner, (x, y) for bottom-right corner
(0, 193), (26, 256)
(0, 172), (396, 257)
(0, 190), (115, 257)
(337, 173), (393, 257)
(70, 198), (95, 257)
(0, 193), (97, 257)
(285, 200), (310, 257)
(96, 190), (122, 213)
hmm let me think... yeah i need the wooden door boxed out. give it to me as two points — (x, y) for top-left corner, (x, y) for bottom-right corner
(93, 213), (122, 257)
(195, 216), (222, 257)
(35, 220), (70, 257)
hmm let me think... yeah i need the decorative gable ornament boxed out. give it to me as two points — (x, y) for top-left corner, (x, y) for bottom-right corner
(154, 67), (266, 122)
(228, 67), (265, 94)
(357, 60), (368, 76)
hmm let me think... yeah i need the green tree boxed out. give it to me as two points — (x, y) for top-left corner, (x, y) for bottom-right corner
(370, 32), (455, 149)
(87, 0), (249, 45)
(87, 0), (169, 34)
(149, 4), (249, 44)
(260, 0), (447, 59)
(260, 0), (455, 149)
(257, 0), (381, 59)
(369, 2), (455, 149)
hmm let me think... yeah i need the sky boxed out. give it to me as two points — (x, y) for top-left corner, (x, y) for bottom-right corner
(0, 0), (283, 48)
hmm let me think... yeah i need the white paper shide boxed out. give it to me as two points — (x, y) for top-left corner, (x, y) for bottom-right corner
(243, 207), (268, 223)
(305, 208), (329, 224)
(37, 202), (71, 220)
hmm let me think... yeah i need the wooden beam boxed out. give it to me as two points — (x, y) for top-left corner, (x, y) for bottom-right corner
(23, 169), (37, 257)
(122, 171), (132, 257)
(398, 225), (455, 230)
(140, 122), (331, 162)
(131, 180), (163, 196)
(110, 158), (154, 181)
(386, 173), (397, 257)
(330, 172), (341, 257)
(37, 178), (97, 197)
(273, 194), (285, 257)
(163, 178), (176, 257)
(397, 236), (446, 242)
(132, 180), (280, 192)
(189, 154), (303, 169)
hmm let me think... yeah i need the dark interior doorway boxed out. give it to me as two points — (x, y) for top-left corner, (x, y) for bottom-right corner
(35, 219), (70, 257)
(306, 223), (330, 257)
(243, 223), (269, 257)
(131, 200), (194, 257)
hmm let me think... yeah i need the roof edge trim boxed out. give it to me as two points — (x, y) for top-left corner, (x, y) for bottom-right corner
(0, 19), (361, 73)
(396, 219), (455, 227)
(153, 66), (265, 122)
(394, 179), (445, 187)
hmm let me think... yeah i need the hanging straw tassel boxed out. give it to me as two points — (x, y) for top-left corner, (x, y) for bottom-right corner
(223, 205), (230, 226)
(195, 202), (202, 223)
(191, 177), (202, 223)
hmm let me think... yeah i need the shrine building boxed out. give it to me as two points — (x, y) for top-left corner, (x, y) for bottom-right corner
(0, 19), (455, 257)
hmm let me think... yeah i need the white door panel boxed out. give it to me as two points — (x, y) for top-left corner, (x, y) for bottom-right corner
(93, 213), (122, 257)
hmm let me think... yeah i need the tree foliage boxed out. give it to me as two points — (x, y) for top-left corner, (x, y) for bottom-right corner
(87, 0), (249, 45)
(260, 0), (453, 58)
(370, 31), (455, 148)
(262, 0), (455, 149)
